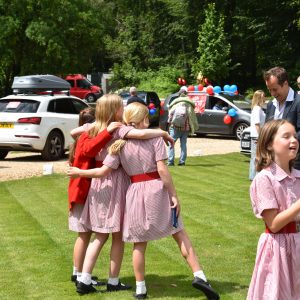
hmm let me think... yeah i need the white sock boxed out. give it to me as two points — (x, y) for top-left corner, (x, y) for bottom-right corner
(79, 272), (92, 285)
(73, 266), (78, 276)
(136, 280), (147, 294)
(193, 270), (207, 282)
(108, 277), (119, 286)
(77, 272), (82, 280)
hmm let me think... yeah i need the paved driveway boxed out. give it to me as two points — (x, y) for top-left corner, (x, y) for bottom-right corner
(0, 136), (240, 182)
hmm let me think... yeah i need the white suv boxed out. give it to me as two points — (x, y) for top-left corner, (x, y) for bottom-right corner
(0, 76), (89, 160)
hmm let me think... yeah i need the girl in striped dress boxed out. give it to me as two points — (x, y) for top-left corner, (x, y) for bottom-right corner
(70, 95), (174, 295)
(67, 102), (220, 300)
(247, 119), (300, 300)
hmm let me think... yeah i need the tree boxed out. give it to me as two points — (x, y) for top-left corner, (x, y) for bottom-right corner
(0, 0), (105, 96)
(193, 3), (231, 84)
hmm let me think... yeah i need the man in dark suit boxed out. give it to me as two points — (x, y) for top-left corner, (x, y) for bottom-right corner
(264, 66), (300, 169)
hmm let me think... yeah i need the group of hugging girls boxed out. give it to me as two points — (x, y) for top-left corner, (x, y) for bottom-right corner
(66, 93), (300, 300)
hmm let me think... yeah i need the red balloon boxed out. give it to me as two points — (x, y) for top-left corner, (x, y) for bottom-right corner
(159, 109), (164, 115)
(149, 103), (155, 109)
(181, 78), (186, 85)
(198, 84), (204, 91)
(223, 115), (232, 125)
(206, 85), (214, 95)
(187, 85), (195, 91)
(177, 77), (183, 85)
(234, 90), (239, 95)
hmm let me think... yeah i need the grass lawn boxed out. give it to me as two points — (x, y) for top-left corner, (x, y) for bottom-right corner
(0, 153), (262, 300)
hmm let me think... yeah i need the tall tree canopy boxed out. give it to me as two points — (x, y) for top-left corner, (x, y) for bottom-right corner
(0, 0), (299, 96)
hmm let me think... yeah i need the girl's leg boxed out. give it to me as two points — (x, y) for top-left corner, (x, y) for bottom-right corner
(172, 229), (219, 299)
(172, 229), (201, 271)
(109, 231), (124, 278)
(73, 232), (92, 274)
(106, 232), (131, 291)
(133, 242), (148, 297)
(77, 233), (109, 294)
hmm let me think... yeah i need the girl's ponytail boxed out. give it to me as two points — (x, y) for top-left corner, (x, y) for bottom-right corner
(109, 139), (126, 155)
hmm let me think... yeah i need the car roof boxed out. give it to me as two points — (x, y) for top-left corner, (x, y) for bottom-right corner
(1, 94), (83, 102)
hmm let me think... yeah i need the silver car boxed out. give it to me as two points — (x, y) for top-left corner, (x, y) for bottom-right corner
(160, 91), (251, 140)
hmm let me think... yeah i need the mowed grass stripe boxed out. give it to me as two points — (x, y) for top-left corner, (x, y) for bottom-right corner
(0, 185), (75, 299)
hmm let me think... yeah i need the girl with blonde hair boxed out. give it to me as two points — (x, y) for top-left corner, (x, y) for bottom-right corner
(69, 94), (174, 295)
(68, 102), (220, 300)
(249, 90), (266, 180)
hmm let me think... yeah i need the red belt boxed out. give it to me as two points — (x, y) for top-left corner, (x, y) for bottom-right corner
(95, 160), (103, 167)
(130, 171), (160, 183)
(265, 222), (297, 234)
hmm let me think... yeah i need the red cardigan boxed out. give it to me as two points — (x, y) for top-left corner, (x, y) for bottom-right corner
(68, 128), (112, 209)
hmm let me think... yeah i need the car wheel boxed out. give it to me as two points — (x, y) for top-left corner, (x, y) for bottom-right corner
(0, 150), (9, 160)
(85, 94), (96, 103)
(234, 122), (249, 140)
(41, 131), (64, 161)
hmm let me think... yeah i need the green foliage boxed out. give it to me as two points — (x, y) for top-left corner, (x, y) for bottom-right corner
(193, 3), (231, 83)
(0, 153), (258, 299)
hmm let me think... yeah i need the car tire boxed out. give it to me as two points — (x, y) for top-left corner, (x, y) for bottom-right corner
(41, 131), (64, 161)
(0, 150), (9, 160)
(234, 122), (249, 140)
(85, 94), (96, 103)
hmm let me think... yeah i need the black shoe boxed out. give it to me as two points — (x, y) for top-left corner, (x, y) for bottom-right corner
(107, 280), (132, 292)
(76, 281), (98, 295)
(71, 275), (105, 287)
(71, 274), (77, 282)
(178, 162), (185, 166)
(192, 277), (220, 300)
(133, 292), (147, 299)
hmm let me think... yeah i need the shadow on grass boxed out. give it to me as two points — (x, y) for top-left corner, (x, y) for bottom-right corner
(107, 274), (248, 299)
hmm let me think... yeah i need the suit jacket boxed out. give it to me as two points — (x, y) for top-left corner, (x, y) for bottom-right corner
(265, 91), (300, 169)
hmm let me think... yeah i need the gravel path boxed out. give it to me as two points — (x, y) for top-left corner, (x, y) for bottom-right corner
(0, 136), (240, 182)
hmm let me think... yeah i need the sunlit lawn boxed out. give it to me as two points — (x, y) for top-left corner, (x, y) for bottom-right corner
(0, 153), (261, 299)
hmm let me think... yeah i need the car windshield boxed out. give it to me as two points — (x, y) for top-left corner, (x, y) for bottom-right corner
(0, 99), (40, 113)
(219, 92), (251, 110)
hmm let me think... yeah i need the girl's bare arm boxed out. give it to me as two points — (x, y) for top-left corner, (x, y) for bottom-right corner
(67, 165), (112, 178)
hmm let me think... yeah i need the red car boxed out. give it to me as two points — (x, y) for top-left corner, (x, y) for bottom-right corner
(65, 74), (103, 103)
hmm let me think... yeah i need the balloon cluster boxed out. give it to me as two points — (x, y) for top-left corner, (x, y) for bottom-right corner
(187, 84), (238, 96)
(177, 77), (186, 86)
(148, 103), (156, 115)
(223, 108), (237, 125)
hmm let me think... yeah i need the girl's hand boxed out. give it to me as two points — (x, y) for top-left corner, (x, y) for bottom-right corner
(170, 196), (180, 216)
(107, 122), (122, 133)
(163, 132), (175, 147)
(67, 166), (80, 178)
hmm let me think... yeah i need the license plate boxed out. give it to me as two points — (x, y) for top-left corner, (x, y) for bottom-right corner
(0, 123), (14, 128)
(241, 141), (250, 148)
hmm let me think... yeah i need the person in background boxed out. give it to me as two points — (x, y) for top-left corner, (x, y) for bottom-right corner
(212, 100), (223, 111)
(297, 76), (300, 94)
(249, 90), (265, 180)
(264, 66), (300, 169)
(167, 88), (198, 166)
(247, 119), (300, 300)
(127, 86), (146, 106)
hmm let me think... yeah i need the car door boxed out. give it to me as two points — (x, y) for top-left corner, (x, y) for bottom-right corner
(200, 96), (232, 134)
(47, 98), (81, 147)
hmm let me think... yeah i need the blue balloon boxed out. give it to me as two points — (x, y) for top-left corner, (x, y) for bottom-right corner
(228, 108), (237, 117)
(149, 108), (156, 115)
(213, 86), (221, 94)
(194, 85), (198, 92)
(230, 84), (237, 92)
(224, 84), (230, 92)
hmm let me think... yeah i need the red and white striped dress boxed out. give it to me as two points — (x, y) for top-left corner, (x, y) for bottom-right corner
(103, 136), (183, 243)
(247, 163), (300, 300)
(79, 125), (131, 233)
